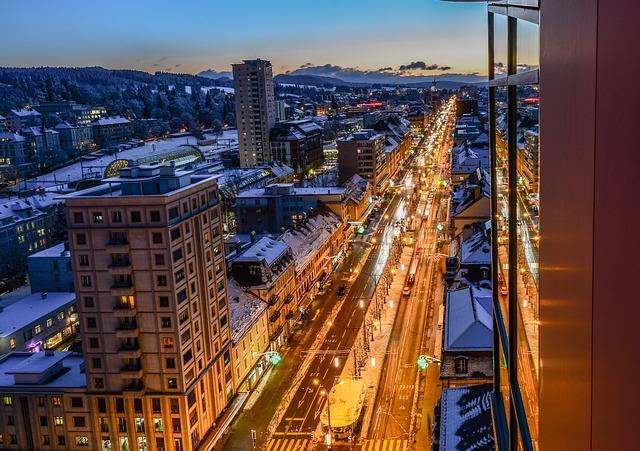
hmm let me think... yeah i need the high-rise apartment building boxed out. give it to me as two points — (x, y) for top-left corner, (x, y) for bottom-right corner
(232, 59), (276, 168)
(65, 165), (233, 451)
(445, 1), (640, 449)
(337, 130), (388, 193)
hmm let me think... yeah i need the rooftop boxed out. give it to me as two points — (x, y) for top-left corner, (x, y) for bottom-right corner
(0, 132), (26, 142)
(280, 211), (342, 272)
(28, 242), (70, 259)
(0, 192), (63, 224)
(451, 168), (491, 216)
(0, 292), (75, 338)
(0, 351), (86, 389)
(10, 109), (41, 117)
(460, 222), (492, 265)
(338, 129), (384, 142)
(64, 164), (216, 199)
(227, 278), (267, 343)
(444, 286), (492, 351)
(236, 183), (345, 199)
(91, 116), (130, 126)
(233, 237), (290, 267)
(439, 384), (494, 451)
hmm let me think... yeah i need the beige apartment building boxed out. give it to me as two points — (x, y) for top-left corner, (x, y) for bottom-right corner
(232, 59), (276, 168)
(0, 165), (234, 451)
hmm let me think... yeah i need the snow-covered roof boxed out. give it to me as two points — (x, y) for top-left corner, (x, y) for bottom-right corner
(19, 131), (237, 192)
(91, 116), (130, 126)
(0, 192), (63, 223)
(445, 286), (492, 351)
(27, 242), (69, 259)
(280, 211), (342, 272)
(0, 292), (75, 338)
(234, 237), (290, 266)
(439, 385), (494, 451)
(451, 168), (490, 216)
(10, 109), (41, 117)
(451, 145), (489, 174)
(0, 132), (26, 142)
(227, 277), (267, 343)
(236, 185), (345, 199)
(460, 223), (491, 266)
(0, 351), (86, 389)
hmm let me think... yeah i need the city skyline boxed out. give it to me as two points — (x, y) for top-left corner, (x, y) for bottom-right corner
(0, 0), (487, 79)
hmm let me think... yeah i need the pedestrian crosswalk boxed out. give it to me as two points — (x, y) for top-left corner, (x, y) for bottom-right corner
(360, 439), (409, 451)
(266, 438), (311, 451)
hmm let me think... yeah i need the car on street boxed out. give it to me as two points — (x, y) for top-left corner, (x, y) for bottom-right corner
(337, 285), (346, 296)
(402, 287), (411, 297)
(500, 285), (508, 296)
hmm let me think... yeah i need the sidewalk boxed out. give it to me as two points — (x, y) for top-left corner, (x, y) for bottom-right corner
(311, 244), (414, 445)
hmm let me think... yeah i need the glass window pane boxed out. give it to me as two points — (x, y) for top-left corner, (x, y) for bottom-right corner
(494, 86), (509, 329)
(517, 19), (539, 73)
(516, 84), (540, 449)
(493, 14), (508, 79)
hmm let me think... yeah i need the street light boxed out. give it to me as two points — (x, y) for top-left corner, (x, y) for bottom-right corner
(314, 379), (333, 446)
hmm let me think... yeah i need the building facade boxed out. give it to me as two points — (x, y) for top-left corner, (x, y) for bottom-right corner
(5, 109), (41, 132)
(0, 193), (65, 286)
(65, 165), (233, 451)
(27, 242), (75, 293)
(269, 119), (323, 174)
(90, 117), (132, 148)
(55, 122), (94, 153)
(232, 59), (276, 168)
(0, 292), (78, 355)
(337, 130), (388, 193)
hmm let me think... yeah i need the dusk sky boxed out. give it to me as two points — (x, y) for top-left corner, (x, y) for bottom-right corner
(1, 0), (487, 78)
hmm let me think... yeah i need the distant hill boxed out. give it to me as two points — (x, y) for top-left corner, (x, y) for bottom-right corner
(273, 73), (486, 90)
(198, 69), (234, 81)
(403, 80), (488, 90)
(0, 66), (230, 90)
(274, 74), (369, 88)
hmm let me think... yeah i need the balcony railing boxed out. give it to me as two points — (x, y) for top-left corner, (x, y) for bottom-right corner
(111, 280), (133, 289)
(268, 294), (279, 306)
(118, 343), (140, 352)
(123, 380), (144, 391)
(283, 294), (294, 305)
(121, 362), (142, 372)
(269, 311), (281, 323)
(116, 321), (138, 331)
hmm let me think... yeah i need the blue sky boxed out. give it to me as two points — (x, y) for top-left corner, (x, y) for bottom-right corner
(1, 0), (487, 76)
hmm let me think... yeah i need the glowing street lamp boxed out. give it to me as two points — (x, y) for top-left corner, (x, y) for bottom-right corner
(417, 355), (440, 371)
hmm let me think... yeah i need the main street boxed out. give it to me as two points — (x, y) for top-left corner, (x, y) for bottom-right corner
(221, 99), (455, 451)
(221, 193), (405, 451)
(368, 101), (455, 446)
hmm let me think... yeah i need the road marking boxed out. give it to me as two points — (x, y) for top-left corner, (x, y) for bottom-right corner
(361, 439), (408, 451)
(284, 417), (304, 421)
(266, 438), (310, 451)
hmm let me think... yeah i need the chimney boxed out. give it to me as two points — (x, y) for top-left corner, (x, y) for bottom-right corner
(45, 350), (55, 356)
(41, 292), (48, 300)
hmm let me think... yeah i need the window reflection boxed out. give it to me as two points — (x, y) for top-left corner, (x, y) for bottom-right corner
(517, 19), (539, 73)
(494, 86), (509, 328)
(516, 84), (540, 449)
(493, 15), (508, 78)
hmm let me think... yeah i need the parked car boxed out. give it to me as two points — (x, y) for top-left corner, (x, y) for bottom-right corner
(402, 287), (411, 297)
(500, 285), (508, 296)
(337, 285), (346, 296)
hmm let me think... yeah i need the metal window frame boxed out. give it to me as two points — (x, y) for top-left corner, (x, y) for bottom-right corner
(489, 4), (539, 451)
